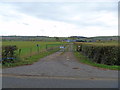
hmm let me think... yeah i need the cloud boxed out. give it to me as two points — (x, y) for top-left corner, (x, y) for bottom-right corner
(0, 1), (118, 37)
(1, 0), (119, 2)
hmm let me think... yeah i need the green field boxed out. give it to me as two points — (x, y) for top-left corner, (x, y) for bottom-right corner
(75, 41), (118, 46)
(2, 41), (66, 57)
(2, 41), (66, 67)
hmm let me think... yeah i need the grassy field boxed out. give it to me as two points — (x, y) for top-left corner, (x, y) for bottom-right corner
(2, 41), (65, 57)
(2, 41), (66, 67)
(75, 41), (118, 46)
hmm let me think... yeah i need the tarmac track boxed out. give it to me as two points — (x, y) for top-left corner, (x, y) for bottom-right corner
(2, 44), (118, 88)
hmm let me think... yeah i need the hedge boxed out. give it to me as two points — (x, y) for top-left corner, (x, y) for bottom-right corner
(75, 43), (119, 65)
(2, 45), (18, 64)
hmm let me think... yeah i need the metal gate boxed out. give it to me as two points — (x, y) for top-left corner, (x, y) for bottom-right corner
(46, 43), (74, 52)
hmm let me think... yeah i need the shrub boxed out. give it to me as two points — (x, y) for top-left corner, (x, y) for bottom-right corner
(2, 45), (18, 64)
(75, 43), (119, 65)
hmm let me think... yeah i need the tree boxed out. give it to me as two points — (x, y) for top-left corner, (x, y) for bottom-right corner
(55, 37), (60, 41)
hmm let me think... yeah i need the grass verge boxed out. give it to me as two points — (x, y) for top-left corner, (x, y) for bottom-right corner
(2, 48), (59, 68)
(74, 51), (120, 70)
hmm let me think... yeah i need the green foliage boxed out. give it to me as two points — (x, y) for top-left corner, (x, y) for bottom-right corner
(55, 37), (60, 41)
(2, 45), (18, 64)
(74, 51), (120, 70)
(75, 42), (119, 65)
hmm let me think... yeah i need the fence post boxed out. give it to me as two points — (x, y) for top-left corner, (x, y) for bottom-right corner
(46, 44), (47, 51)
(19, 49), (21, 56)
(36, 44), (40, 53)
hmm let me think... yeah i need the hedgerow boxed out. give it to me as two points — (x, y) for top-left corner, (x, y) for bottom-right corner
(75, 43), (119, 65)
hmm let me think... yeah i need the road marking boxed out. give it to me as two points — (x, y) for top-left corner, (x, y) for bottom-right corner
(67, 59), (69, 60)
(67, 58), (69, 60)
(66, 56), (70, 60)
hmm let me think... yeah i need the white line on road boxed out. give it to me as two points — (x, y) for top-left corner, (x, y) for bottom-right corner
(66, 56), (70, 60)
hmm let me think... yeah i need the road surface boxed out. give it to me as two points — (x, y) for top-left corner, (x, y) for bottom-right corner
(2, 44), (118, 88)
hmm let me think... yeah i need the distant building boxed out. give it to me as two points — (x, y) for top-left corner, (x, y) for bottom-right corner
(63, 39), (76, 42)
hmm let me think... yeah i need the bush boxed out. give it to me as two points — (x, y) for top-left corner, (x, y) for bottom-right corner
(75, 43), (119, 65)
(2, 45), (18, 64)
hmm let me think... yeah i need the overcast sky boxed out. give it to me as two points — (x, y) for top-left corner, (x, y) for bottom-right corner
(0, 0), (118, 37)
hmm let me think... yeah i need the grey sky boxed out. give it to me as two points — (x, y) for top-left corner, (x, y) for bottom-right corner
(0, 0), (118, 37)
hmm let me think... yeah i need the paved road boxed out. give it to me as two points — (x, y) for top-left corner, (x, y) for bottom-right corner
(2, 44), (118, 88)
(2, 76), (118, 88)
